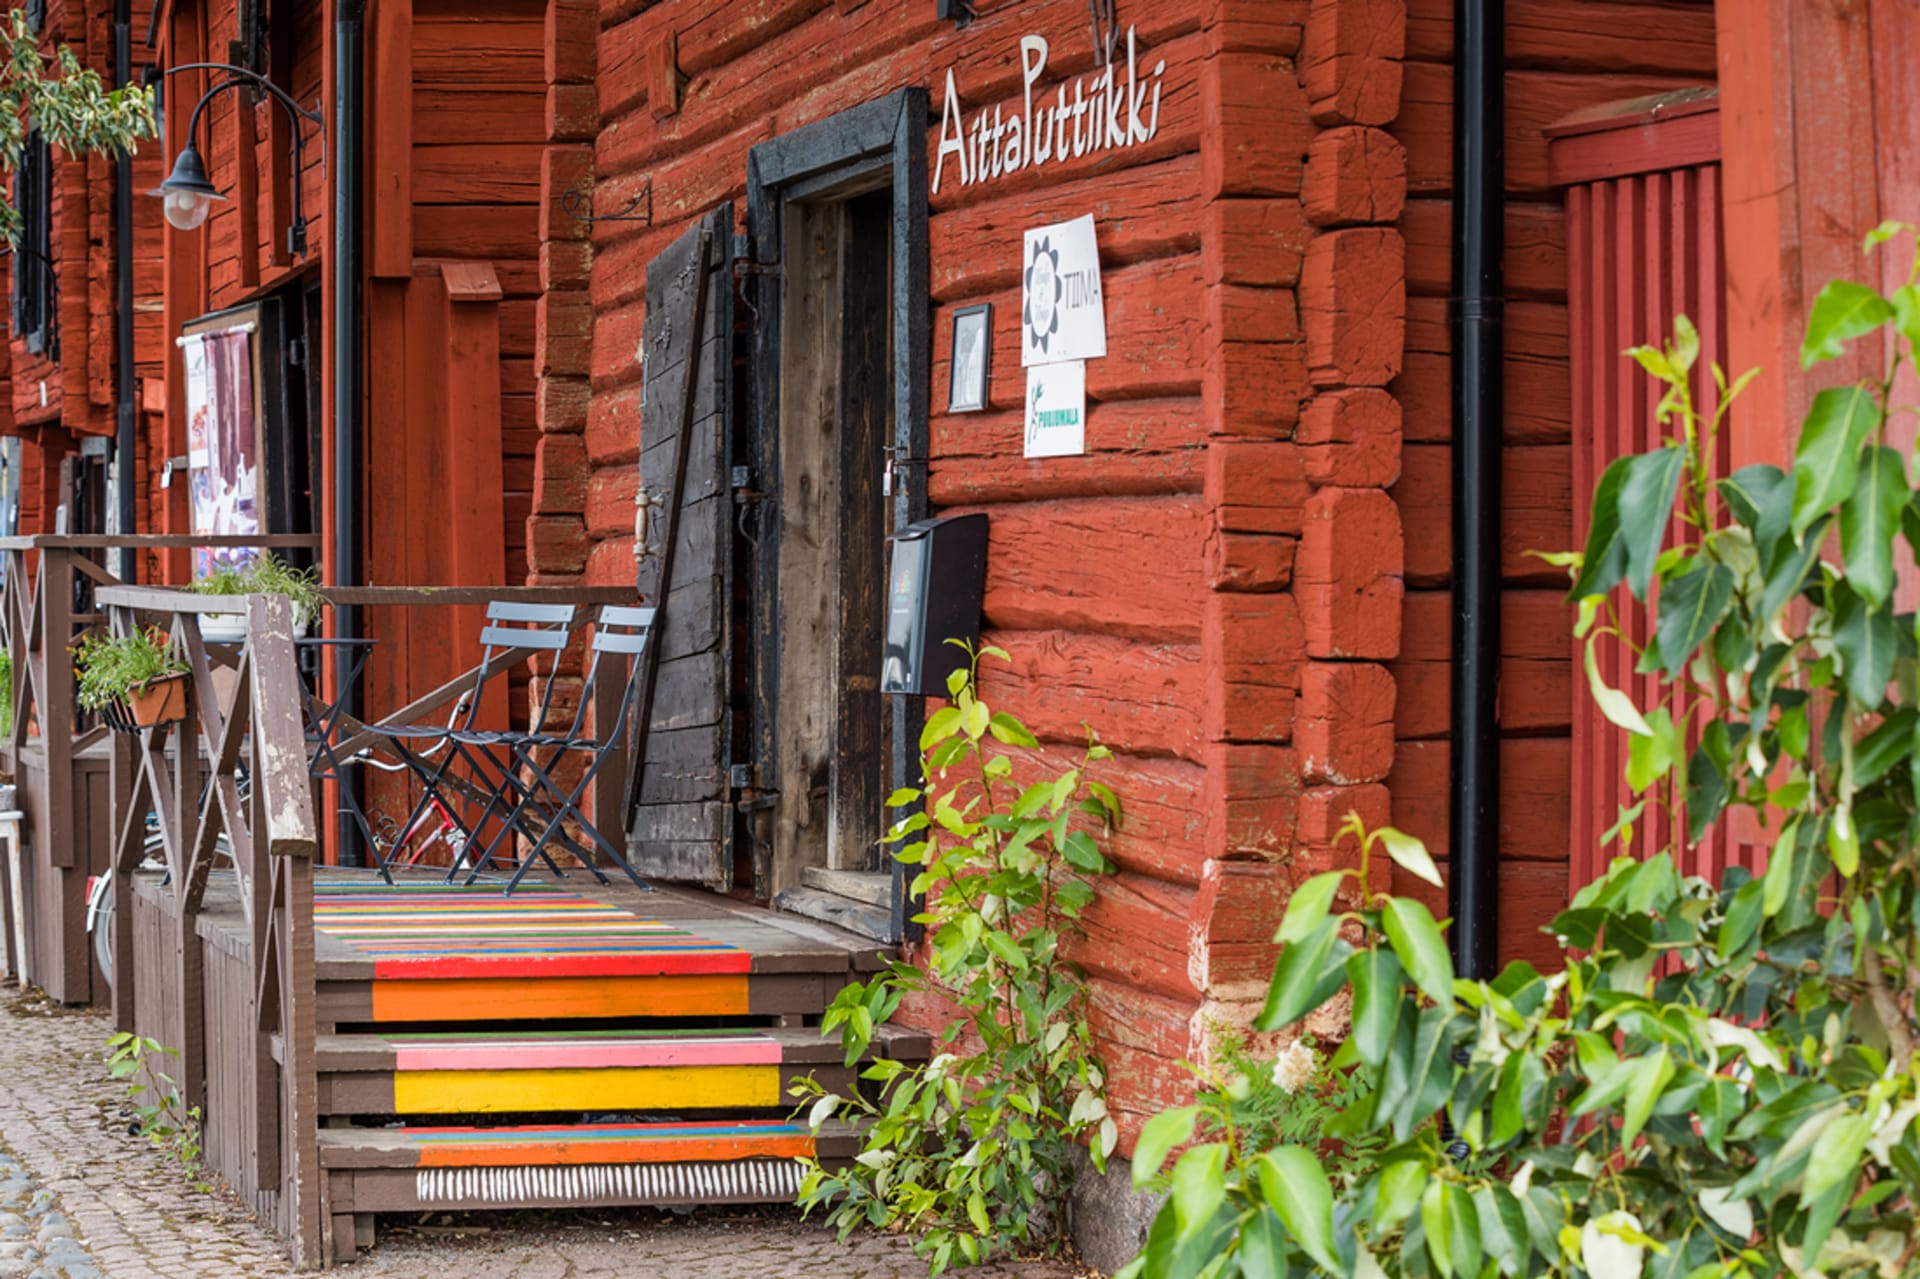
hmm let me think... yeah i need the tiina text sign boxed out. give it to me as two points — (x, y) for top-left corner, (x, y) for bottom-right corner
(931, 27), (1166, 196)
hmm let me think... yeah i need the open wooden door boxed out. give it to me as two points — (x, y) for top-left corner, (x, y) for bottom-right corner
(625, 204), (736, 889)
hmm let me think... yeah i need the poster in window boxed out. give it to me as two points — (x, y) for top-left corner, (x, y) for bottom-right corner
(181, 322), (262, 579)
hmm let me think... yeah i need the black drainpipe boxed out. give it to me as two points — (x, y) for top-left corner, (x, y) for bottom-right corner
(1447, 0), (1503, 981)
(112, 0), (135, 581)
(333, 0), (366, 866)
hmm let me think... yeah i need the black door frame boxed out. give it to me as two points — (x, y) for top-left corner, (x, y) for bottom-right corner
(743, 87), (930, 941)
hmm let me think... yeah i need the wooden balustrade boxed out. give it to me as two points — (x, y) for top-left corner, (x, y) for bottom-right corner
(0, 552), (637, 1265)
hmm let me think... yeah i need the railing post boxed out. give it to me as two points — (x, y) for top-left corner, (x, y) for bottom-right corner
(41, 549), (75, 872)
(246, 594), (323, 1267)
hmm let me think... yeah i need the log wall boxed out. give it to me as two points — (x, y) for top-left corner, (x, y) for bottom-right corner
(1383, 0), (1717, 971)
(582, 0), (1422, 1144)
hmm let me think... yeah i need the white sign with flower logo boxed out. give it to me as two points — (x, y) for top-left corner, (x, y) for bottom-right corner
(1023, 356), (1086, 459)
(1021, 213), (1106, 367)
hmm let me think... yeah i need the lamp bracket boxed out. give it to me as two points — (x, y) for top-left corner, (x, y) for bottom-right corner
(561, 178), (651, 225)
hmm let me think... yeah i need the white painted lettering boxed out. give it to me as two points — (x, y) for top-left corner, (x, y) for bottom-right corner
(931, 26), (1168, 194)
(932, 67), (969, 194)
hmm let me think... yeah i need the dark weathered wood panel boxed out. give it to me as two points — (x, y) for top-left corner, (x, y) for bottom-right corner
(628, 206), (734, 890)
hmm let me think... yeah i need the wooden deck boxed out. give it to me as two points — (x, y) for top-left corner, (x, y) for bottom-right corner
(132, 867), (907, 1262)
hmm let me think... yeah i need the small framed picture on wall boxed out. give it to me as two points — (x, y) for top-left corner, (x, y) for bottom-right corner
(948, 303), (992, 413)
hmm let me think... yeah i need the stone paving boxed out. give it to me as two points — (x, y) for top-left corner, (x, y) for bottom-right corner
(0, 988), (1089, 1278)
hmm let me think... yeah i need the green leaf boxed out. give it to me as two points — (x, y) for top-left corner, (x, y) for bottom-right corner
(1131, 1106), (1199, 1188)
(1801, 1111), (1871, 1207)
(1718, 878), (1766, 957)
(1653, 562), (1733, 672)
(1377, 827), (1443, 888)
(919, 707), (964, 750)
(1422, 1179), (1457, 1279)
(1843, 445), (1910, 609)
(1791, 386), (1881, 538)
(1257, 1146), (1339, 1273)
(1275, 870), (1344, 945)
(1618, 447), (1685, 601)
(987, 712), (1039, 748)
(1238, 1208), (1290, 1279)
(1760, 817), (1798, 918)
(1255, 916), (1351, 1031)
(1374, 1161), (1427, 1235)
(1569, 454), (1634, 600)
(1170, 1143), (1227, 1239)
(1801, 280), (1894, 368)
(1832, 580), (1898, 708)
(1625, 708), (1679, 791)
(1585, 639), (1653, 737)
(1382, 897), (1454, 1008)
(1619, 1049), (1676, 1149)
(1721, 464), (1787, 532)
(1347, 946), (1407, 1071)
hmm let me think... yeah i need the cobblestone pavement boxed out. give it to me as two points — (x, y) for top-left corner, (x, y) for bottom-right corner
(0, 989), (1088, 1278)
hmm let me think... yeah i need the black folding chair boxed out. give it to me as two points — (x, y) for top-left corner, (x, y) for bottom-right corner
(456, 605), (657, 895)
(358, 601), (579, 884)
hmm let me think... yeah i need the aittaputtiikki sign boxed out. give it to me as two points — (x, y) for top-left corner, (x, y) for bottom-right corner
(931, 27), (1167, 196)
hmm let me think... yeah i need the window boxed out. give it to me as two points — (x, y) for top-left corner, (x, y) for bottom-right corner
(11, 130), (56, 359)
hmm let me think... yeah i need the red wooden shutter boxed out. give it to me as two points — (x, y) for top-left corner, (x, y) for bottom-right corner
(1548, 89), (1738, 895)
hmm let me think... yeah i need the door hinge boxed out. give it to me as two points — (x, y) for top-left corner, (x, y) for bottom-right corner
(731, 466), (774, 505)
(288, 335), (308, 368)
(732, 258), (782, 280)
(729, 763), (755, 790)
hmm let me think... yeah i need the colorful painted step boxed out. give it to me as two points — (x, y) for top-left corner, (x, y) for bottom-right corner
(303, 1025), (927, 1116)
(318, 1119), (861, 1215)
(308, 882), (859, 1023)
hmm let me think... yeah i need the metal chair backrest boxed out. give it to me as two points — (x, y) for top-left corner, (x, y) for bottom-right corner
(465, 601), (576, 732)
(556, 605), (655, 743)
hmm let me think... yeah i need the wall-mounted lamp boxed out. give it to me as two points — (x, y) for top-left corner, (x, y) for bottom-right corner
(149, 62), (324, 255)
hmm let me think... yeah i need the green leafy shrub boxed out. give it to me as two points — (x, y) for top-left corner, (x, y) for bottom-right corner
(793, 645), (1120, 1273)
(72, 627), (185, 711)
(1121, 222), (1920, 1279)
(105, 1031), (209, 1192)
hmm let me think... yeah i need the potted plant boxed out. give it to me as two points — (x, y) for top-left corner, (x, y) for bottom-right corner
(186, 555), (327, 641)
(73, 628), (189, 729)
(186, 562), (250, 644)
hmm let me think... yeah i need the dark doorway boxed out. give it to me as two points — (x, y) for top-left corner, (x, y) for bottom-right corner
(741, 89), (930, 941)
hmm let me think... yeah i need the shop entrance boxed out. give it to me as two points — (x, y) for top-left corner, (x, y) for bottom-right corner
(741, 90), (931, 941)
(623, 91), (929, 942)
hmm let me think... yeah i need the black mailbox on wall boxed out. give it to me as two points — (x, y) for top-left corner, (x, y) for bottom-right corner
(881, 513), (989, 696)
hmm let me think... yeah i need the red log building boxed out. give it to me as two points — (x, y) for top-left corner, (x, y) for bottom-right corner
(3, 0), (1914, 1232)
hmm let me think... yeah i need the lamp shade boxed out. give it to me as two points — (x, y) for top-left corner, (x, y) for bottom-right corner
(149, 142), (225, 231)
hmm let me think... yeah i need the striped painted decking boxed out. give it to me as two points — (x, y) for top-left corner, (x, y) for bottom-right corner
(312, 882), (751, 979)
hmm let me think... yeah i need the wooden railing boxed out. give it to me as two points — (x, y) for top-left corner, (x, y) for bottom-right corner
(90, 578), (635, 1265)
(96, 582), (325, 1261)
(0, 535), (319, 874)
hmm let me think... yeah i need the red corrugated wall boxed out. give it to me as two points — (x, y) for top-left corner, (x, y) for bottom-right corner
(1550, 92), (1735, 895)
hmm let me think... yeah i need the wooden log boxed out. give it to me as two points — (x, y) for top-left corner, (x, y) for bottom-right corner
(928, 155), (1204, 303)
(1402, 199), (1566, 301)
(976, 496), (1209, 642)
(1066, 872), (1201, 1003)
(929, 399), (1208, 505)
(411, 143), (545, 205)
(1394, 64), (1713, 198)
(1398, 298), (1570, 445)
(1392, 443), (1572, 587)
(1387, 736), (1571, 862)
(1390, 589), (1573, 739)
(977, 628), (1204, 762)
(1404, 0), (1719, 76)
